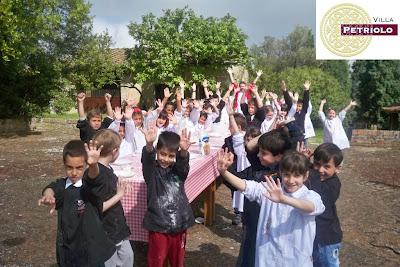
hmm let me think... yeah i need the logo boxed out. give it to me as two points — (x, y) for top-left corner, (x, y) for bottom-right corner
(320, 3), (372, 57)
(317, 0), (400, 59)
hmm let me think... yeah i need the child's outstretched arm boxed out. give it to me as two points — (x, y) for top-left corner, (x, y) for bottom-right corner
(227, 100), (239, 135)
(301, 80), (311, 115)
(162, 87), (172, 107)
(262, 176), (315, 213)
(191, 83), (196, 100)
(252, 70), (262, 85)
(77, 92), (86, 120)
(222, 83), (234, 103)
(38, 188), (56, 214)
(85, 140), (103, 179)
(176, 86), (183, 113)
(104, 93), (113, 118)
(342, 100), (357, 113)
(217, 148), (246, 191)
(103, 178), (127, 212)
(227, 67), (236, 84)
(203, 79), (210, 99)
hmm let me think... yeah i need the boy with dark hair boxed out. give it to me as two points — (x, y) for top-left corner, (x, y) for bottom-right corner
(85, 129), (134, 267)
(38, 140), (117, 267)
(218, 150), (325, 267)
(307, 143), (344, 267)
(76, 92), (114, 143)
(240, 85), (266, 128)
(141, 126), (194, 267)
(235, 128), (292, 267)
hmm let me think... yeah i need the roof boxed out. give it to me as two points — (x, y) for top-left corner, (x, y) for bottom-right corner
(110, 48), (127, 65)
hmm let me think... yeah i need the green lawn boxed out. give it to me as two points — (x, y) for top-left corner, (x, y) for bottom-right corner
(308, 128), (323, 145)
(42, 112), (78, 120)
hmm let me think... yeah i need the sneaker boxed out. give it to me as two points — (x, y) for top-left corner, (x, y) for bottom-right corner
(195, 217), (205, 224)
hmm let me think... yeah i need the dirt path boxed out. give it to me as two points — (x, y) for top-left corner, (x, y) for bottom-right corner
(0, 121), (399, 266)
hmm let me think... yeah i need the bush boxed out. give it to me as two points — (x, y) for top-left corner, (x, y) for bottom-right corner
(50, 90), (75, 113)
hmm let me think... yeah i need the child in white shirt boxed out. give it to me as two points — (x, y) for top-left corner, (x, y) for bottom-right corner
(217, 150), (325, 267)
(318, 99), (357, 150)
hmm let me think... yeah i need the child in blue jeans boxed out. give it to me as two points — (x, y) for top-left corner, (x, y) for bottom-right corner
(218, 149), (325, 267)
(307, 143), (343, 267)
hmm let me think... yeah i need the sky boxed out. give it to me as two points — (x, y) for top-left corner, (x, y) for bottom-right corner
(89, 0), (315, 48)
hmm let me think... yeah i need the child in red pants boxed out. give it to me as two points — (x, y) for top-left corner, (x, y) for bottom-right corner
(141, 125), (194, 267)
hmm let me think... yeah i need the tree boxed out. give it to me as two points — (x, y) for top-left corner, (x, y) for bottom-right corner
(352, 60), (400, 128)
(127, 7), (248, 85)
(250, 26), (320, 75)
(0, 0), (119, 119)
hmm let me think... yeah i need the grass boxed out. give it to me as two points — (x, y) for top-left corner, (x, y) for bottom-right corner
(308, 128), (323, 145)
(42, 112), (78, 120)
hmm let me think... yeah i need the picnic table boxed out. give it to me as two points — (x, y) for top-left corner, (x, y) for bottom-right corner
(113, 135), (225, 242)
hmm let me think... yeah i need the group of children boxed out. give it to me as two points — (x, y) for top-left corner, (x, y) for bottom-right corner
(38, 68), (357, 266)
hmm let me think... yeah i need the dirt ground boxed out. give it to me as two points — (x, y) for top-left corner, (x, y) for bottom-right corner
(0, 120), (399, 267)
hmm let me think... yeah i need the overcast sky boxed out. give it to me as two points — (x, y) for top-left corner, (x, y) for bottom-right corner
(89, 0), (315, 48)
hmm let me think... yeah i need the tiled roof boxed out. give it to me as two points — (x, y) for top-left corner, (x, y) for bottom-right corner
(110, 48), (127, 65)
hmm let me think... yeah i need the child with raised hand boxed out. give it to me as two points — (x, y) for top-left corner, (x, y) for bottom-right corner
(141, 124), (194, 267)
(218, 149), (325, 267)
(319, 99), (357, 150)
(85, 129), (134, 267)
(76, 92), (114, 143)
(38, 140), (116, 267)
(108, 106), (137, 157)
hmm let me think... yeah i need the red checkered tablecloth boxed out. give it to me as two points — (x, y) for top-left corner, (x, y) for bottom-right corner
(115, 139), (224, 242)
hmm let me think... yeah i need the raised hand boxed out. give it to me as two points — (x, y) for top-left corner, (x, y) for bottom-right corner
(256, 70), (263, 77)
(176, 87), (183, 100)
(77, 92), (86, 102)
(84, 140), (103, 166)
(155, 99), (163, 110)
(261, 89), (267, 99)
(192, 83), (197, 92)
(227, 67), (233, 75)
(104, 93), (112, 102)
(293, 92), (299, 102)
(262, 176), (284, 203)
(38, 192), (56, 214)
(179, 81), (186, 90)
(202, 79), (209, 88)
(164, 87), (172, 99)
(269, 92), (278, 100)
(124, 106), (133, 120)
(321, 99), (327, 105)
(217, 148), (234, 174)
(114, 106), (123, 121)
(215, 82), (221, 90)
(280, 80), (287, 91)
(303, 80), (311, 90)
(350, 100), (357, 106)
(141, 120), (158, 144)
(296, 141), (313, 158)
(179, 128), (192, 151)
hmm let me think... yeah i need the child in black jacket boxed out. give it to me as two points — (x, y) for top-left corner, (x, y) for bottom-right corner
(38, 140), (117, 267)
(141, 126), (194, 267)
